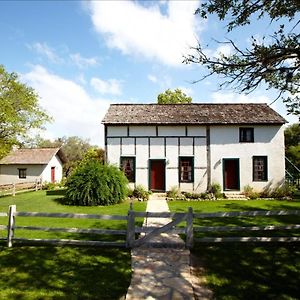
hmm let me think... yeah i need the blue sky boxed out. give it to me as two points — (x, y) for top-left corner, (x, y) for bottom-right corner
(0, 0), (297, 146)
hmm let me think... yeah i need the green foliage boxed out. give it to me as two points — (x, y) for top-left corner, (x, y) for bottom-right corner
(0, 65), (51, 159)
(27, 135), (105, 176)
(42, 179), (66, 191)
(243, 185), (260, 200)
(210, 182), (223, 199)
(64, 160), (128, 206)
(157, 88), (192, 104)
(285, 124), (300, 184)
(271, 184), (296, 199)
(42, 182), (57, 191)
(132, 185), (151, 201)
(166, 186), (182, 199)
(185, 1), (300, 116)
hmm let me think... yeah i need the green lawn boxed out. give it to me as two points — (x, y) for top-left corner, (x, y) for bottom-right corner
(169, 199), (300, 300)
(0, 246), (131, 299)
(0, 190), (146, 241)
(0, 190), (145, 299)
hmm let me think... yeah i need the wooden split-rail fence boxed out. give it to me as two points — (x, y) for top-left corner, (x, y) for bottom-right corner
(0, 205), (300, 248)
(0, 181), (42, 197)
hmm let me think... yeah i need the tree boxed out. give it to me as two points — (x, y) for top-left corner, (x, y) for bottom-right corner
(0, 65), (51, 158)
(30, 135), (104, 176)
(157, 88), (192, 104)
(285, 124), (300, 182)
(184, 1), (300, 116)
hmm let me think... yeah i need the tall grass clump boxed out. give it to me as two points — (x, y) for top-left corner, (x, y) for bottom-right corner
(64, 159), (128, 206)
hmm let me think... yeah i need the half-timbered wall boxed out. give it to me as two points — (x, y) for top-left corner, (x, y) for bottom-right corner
(105, 124), (285, 193)
(106, 125), (208, 192)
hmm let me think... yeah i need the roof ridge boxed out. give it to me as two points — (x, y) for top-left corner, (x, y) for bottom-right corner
(110, 103), (268, 106)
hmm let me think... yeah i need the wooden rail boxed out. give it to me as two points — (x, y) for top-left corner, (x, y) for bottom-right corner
(1, 205), (300, 248)
(0, 181), (42, 197)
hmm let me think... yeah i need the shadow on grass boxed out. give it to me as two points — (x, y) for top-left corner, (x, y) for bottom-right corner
(46, 189), (66, 196)
(0, 245), (131, 299)
(192, 243), (300, 300)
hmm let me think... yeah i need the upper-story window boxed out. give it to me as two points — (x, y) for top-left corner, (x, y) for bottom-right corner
(179, 157), (194, 183)
(120, 157), (135, 182)
(18, 168), (27, 179)
(240, 127), (254, 143)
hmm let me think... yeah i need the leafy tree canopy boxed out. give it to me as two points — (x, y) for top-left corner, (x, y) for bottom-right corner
(0, 65), (51, 158)
(27, 135), (104, 176)
(284, 123), (300, 183)
(184, 0), (300, 116)
(157, 88), (192, 104)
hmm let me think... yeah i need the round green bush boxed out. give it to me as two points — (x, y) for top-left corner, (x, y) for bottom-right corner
(64, 160), (128, 206)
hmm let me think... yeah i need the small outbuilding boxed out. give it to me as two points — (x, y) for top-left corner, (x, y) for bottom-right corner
(0, 148), (66, 185)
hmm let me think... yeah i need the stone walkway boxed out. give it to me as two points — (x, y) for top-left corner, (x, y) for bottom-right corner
(125, 194), (195, 300)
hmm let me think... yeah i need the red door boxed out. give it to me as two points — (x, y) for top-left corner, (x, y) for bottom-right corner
(223, 159), (239, 190)
(150, 160), (165, 191)
(51, 167), (55, 183)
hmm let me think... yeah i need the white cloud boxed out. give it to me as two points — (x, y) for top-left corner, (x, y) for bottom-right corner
(21, 65), (110, 146)
(148, 74), (157, 83)
(211, 92), (269, 104)
(87, 1), (203, 66)
(213, 44), (233, 57)
(178, 86), (193, 96)
(90, 77), (122, 95)
(70, 53), (98, 68)
(29, 42), (63, 64)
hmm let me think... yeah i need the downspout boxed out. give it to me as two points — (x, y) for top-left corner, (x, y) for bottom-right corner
(206, 126), (211, 191)
(104, 125), (108, 164)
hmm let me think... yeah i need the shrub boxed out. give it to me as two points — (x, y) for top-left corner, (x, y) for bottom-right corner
(42, 182), (57, 190)
(243, 185), (259, 199)
(271, 184), (296, 199)
(132, 185), (151, 201)
(166, 186), (181, 199)
(210, 182), (223, 199)
(64, 160), (128, 206)
(127, 187), (134, 198)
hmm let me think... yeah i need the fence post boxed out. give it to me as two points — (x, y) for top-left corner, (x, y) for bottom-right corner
(12, 183), (16, 197)
(126, 203), (135, 248)
(186, 207), (193, 249)
(7, 205), (16, 248)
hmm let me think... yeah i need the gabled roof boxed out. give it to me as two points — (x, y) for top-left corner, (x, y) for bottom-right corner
(0, 148), (67, 165)
(102, 103), (286, 125)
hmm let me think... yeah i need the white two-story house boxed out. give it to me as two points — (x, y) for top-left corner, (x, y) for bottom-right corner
(102, 103), (286, 193)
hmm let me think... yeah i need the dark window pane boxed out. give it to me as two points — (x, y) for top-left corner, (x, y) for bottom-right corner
(240, 128), (254, 142)
(179, 157), (194, 183)
(120, 157), (135, 182)
(253, 156), (267, 181)
(18, 168), (27, 179)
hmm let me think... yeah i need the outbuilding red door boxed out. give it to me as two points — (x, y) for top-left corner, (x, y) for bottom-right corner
(223, 159), (239, 190)
(150, 160), (165, 191)
(51, 167), (55, 183)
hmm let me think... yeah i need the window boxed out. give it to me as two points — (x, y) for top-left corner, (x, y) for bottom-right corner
(240, 128), (254, 142)
(18, 168), (27, 179)
(179, 157), (194, 183)
(120, 157), (135, 182)
(253, 156), (268, 181)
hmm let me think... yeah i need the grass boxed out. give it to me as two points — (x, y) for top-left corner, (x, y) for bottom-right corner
(169, 199), (300, 237)
(0, 245), (131, 299)
(192, 243), (300, 300)
(0, 190), (145, 299)
(0, 190), (146, 241)
(169, 199), (300, 299)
